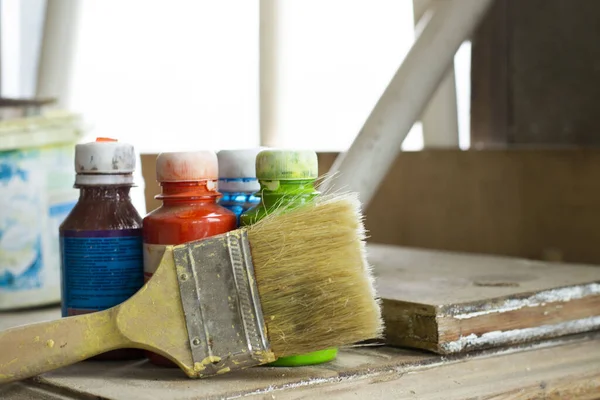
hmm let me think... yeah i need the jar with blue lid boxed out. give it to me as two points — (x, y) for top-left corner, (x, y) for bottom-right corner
(217, 149), (263, 225)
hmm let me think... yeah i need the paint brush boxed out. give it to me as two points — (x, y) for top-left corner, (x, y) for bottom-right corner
(0, 194), (383, 383)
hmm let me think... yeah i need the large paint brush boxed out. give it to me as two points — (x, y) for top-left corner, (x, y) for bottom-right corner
(0, 194), (383, 383)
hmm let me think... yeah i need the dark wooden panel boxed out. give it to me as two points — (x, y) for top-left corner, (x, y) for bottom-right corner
(470, 0), (510, 147)
(471, 0), (600, 146)
(143, 150), (600, 265)
(510, 0), (600, 145)
(318, 150), (600, 265)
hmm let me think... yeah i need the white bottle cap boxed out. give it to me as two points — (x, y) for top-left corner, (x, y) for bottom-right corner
(156, 151), (218, 183)
(217, 148), (263, 193)
(74, 138), (136, 185)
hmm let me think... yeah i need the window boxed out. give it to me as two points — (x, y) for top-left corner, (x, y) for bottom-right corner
(1, 0), (45, 98)
(70, 0), (259, 153)
(261, 0), (418, 151)
(3, 0), (471, 153)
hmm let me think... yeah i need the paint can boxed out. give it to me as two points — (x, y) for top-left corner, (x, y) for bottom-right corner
(0, 112), (82, 310)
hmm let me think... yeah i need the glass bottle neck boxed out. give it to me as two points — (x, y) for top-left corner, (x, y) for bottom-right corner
(79, 186), (132, 201)
(157, 181), (220, 204)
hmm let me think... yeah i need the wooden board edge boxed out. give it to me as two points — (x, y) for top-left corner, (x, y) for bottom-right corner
(436, 281), (600, 320)
(435, 293), (600, 354)
(381, 282), (600, 355)
(437, 315), (600, 355)
(381, 299), (440, 352)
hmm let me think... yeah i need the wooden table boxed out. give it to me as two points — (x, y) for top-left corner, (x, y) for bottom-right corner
(1, 307), (599, 399)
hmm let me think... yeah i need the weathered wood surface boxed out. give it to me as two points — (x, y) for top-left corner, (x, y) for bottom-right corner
(280, 334), (600, 400)
(2, 335), (600, 399)
(1, 301), (600, 398)
(371, 244), (600, 354)
(19, 335), (600, 400)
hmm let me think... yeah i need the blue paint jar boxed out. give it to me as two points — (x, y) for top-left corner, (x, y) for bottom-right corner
(217, 149), (263, 225)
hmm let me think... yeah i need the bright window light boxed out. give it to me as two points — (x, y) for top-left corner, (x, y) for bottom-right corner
(69, 0), (260, 153)
(268, 0), (419, 151)
(1, 0), (471, 153)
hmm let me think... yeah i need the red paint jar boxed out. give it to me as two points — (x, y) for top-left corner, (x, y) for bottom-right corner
(142, 151), (236, 367)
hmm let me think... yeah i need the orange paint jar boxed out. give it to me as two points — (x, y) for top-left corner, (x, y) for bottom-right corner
(142, 151), (236, 366)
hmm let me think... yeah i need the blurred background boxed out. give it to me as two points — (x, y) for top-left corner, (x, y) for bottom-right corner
(1, 0), (473, 152)
(3, 0), (600, 280)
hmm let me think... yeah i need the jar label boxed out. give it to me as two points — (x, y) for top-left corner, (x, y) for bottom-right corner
(60, 229), (144, 317)
(143, 243), (168, 282)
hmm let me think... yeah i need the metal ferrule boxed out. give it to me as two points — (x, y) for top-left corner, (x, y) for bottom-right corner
(173, 229), (275, 377)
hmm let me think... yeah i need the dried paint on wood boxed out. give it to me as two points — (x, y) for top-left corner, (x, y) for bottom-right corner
(370, 244), (600, 354)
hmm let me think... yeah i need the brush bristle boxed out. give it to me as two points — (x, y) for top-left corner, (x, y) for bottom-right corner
(246, 193), (383, 357)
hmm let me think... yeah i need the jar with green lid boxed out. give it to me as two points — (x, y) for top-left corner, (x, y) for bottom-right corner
(240, 149), (338, 366)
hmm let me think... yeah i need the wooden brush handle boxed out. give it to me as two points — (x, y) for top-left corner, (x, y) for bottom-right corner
(0, 308), (128, 384)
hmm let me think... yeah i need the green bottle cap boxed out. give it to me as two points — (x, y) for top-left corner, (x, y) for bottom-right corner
(255, 149), (318, 180)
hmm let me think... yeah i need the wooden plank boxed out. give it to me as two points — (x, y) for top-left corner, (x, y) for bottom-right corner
(0, 382), (68, 400)
(23, 334), (600, 399)
(316, 150), (600, 265)
(32, 346), (435, 400)
(471, 0), (600, 147)
(371, 244), (600, 354)
(2, 301), (600, 398)
(509, 0), (600, 146)
(140, 153), (160, 213)
(0, 306), (434, 399)
(280, 334), (600, 400)
(470, 0), (509, 147)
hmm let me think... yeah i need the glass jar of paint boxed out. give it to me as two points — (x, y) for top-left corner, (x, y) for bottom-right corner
(143, 150), (237, 366)
(216, 149), (262, 225)
(59, 137), (144, 360)
(240, 149), (338, 366)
